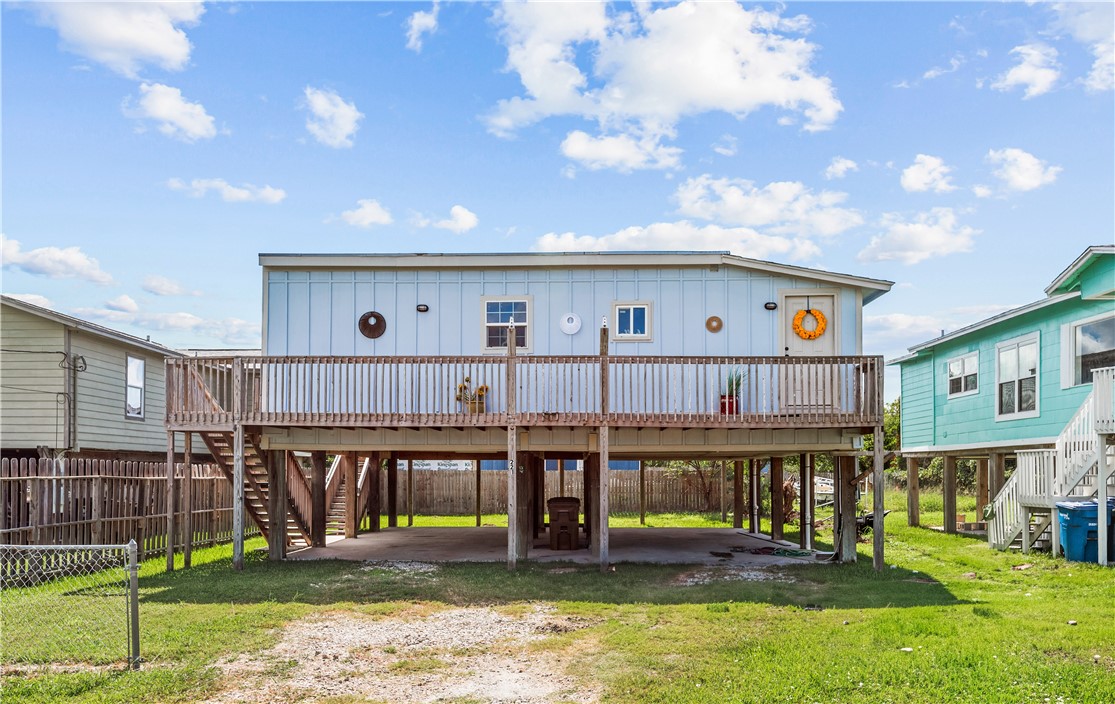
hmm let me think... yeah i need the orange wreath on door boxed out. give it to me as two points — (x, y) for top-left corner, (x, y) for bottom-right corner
(792, 309), (827, 340)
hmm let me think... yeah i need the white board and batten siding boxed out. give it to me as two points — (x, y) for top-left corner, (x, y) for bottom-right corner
(0, 304), (69, 449)
(262, 255), (886, 358)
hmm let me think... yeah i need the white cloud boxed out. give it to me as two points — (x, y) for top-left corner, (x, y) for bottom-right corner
(4, 293), (53, 309)
(340, 199), (394, 228)
(142, 275), (200, 297)
(674, 175), (862, 237)
(105, 295), (139, 313)
(900, 154), (957, 193)
(712, 135), (738, 157)
(1051, 2), (1114, 92)
(489, 1), (841, 171)
(858, 208), (978, 265)
(1, 235), (113, 284)
(560, 130), (681, 171)
(434, 205), (479, 234)
(406, 3), (439, 52)
(865, 313), (950, 342)
(76, 305), (261, 346)
(533, 220), (820, 262)
(991, 43), (1060, 99)
(123, 83), (216, 142)
(987, 148), (1062, 192)
(923, 55), (964, 80)
(167, 178), (285, 204)
(823, 156), (858, 180)
(31, 2), (204, 78)
(972, 184), (993, 198)
(302, 87), (364, 148)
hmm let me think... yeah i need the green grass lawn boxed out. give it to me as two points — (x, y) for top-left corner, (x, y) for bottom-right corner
(4, 493), (1114, 703)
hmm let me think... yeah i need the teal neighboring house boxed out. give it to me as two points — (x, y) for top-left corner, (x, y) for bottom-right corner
(891, 245), (1115, 563)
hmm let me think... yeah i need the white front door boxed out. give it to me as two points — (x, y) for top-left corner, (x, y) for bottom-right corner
(782, 294), (836, 356)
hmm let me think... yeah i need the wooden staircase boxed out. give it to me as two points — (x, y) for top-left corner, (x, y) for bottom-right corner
(198, 430), (313, 549)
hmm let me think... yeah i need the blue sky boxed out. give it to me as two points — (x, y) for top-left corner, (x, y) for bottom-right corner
(3, 1), (1113, 394)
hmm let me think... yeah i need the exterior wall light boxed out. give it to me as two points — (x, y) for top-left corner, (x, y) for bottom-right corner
(764, 302), (778, 311)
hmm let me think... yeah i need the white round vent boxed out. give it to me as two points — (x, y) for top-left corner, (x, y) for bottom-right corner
(559, 312), (582, 335)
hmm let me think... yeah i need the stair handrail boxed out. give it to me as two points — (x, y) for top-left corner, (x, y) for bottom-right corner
(989, 468), (1023, 550)
(324, 455), (345, 512)
(286, 453), (313, 534)
(356, 457), (373, 526)
(1053, 390), (1098, 498)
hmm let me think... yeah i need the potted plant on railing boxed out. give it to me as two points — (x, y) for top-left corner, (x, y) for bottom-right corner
(720, 367), (744, 415)
(456, 376), (489, 414)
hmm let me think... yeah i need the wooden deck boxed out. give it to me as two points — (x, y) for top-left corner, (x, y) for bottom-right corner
(166, 354), (884, 431)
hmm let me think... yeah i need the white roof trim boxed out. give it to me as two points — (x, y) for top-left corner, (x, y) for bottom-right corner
(903, 291), (1079, 355)
(900, 436), (1057, 455)
(1045, 245), (1115, 296)
(1, 295), (182, 358)
(258, 251), (893, 301)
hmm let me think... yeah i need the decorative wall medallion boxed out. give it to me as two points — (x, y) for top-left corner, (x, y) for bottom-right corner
(358, 311), (387, 339)
(705, 315), (723, 333)
(559, 312), (582, 335)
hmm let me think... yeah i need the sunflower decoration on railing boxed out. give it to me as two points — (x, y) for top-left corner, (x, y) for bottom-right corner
(455, 376), (489, 413)
(792, 307), (827, 340)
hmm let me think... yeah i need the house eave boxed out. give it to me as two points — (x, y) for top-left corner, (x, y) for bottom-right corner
(1044, 245), (1115, 296)
(904, 291), (1080, 355)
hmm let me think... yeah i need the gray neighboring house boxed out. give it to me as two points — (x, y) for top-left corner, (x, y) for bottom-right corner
(1, 295), (184, 460)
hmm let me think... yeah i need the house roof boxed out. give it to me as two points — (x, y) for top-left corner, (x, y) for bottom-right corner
(258, 251), (894, 303)
(0, 295), (182, 358)
(1044, 244), (1115, 296)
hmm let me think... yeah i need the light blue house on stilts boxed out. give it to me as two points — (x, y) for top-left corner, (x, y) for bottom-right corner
(891, 246), (1115, 563)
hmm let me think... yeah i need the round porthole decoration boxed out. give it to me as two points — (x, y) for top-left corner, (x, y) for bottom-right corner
(705, 316), (723, 333)
(358, 311), (387, 339)
(559, 312), (582, 335)
(792, 309), (827, 340)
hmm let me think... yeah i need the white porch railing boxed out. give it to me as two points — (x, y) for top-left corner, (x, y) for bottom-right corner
(989, 468), (1024, 550)
(1094, 367), (1115, 435)
(1053, 390), (1100, 499)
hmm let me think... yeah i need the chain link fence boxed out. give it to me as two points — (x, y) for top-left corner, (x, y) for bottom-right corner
(0, 541), (140, 670)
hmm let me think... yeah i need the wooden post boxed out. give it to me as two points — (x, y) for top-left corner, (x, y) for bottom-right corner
(91, 476), (104, 545)
(387, 452), (398, 528)
(165, 431), (176, 572)
(183, 433), (193, 567)
(989, 452), (1005, 499)
(267, 450), (287, 560)
(943, 455), (957, 535)
(507, 320), (520, 569)
(873, 426), (885, 571)
(559, 459), (567, 496)
(906, 456), (921, 527)
(748, 458), (760, 533)
(732, 460), (744, 529)
(586, 453), (600, 556)
(837, 456), (858, 563)
(368, 452), (382, 533)
(798, 454), (811, 550)
(475, 458), (482, 527)
(639, 460), (646, 525)
(232, 424), (245, 570)
(310, 451), (327, 547)
(534, 455), (545, 538)
(976, 458), (989, 517)
(406, 459), (414, 527)
(515, 451), (530, 560)
(719, 461), (727, 523)
(1097, 431), (1109, 567)
(344, 451), (358, 538)
(770, 457), (784, 541)
(598, 320), (610, 571)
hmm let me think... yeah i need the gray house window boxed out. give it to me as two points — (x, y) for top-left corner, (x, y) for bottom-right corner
(482, 297), (530, 352)
(996, 334), (1038, 420)
(126, 355), (145, 419)
(947, 352), (978, 398)
(1074, 314), (1115, 385)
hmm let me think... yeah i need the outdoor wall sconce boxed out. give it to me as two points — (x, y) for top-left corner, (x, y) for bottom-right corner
(416, 304), (429, 312)
(764, 302), (778, 311)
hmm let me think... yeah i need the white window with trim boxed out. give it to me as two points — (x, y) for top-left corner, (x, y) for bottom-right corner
(1061, 312), (1115, 387)
(612, 301), (652, 341)
(126, 355), (145, 419)
(996, 333), (1039, 420)
(947, 351), (978, 398)
(482, 297), (531, 352)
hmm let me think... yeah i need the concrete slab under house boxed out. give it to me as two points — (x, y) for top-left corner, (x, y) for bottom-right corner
(163, 251), (895, 572)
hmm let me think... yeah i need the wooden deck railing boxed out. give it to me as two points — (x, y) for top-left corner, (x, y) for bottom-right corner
(167, 354), (884, 430)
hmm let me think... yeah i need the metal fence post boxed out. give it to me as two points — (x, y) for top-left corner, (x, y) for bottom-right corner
(127, 539), (141, 669)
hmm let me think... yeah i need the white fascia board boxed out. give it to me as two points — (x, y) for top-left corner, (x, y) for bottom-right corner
(905, 292), (1080, 354)
(887, 352), (921, 366)
(900, 436), (1058, 455)
(1044, 245), (1115, 296)
(1, 295), (183, 358)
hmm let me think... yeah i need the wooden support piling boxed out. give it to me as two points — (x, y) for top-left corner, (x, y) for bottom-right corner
(232, 424), (245, 570)
(267, 450), (287, 560)
(748, 458), (760, 533)
(368, 452), (382, 532)
(975, 458), (989, 516)
(906, 455), (920, 527)
(165, 431), (176, 572)
(310, 451), (327, 547)
(183, 433), (193, 567)
(799, 453), (812, 550)
(344, 451), (358, 538)
(770, 456), (784, 541)
(943, 455), (957, 535)
(475, 458), (482, 527)
(732, 460), (744, 529)
(719, 461), (727, 524)
(872, 426), (885, 571)
(387, 452), (398, 528)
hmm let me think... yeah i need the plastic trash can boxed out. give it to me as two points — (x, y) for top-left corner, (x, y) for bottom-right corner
(547, 497), (581, 551)
(1056, 500), (1114, 563)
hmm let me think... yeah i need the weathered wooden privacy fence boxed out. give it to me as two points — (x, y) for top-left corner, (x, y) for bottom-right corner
(1, 458), (257, 560)
(166, 354), (884, 429)
(384, 467), (746, 516)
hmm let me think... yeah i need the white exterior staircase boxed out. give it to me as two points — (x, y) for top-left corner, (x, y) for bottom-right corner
(988, 367), (1115, 557)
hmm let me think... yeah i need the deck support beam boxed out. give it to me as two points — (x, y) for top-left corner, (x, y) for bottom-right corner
(267, 449), (287, 560)
(748, 459), (760, 533)
(872, 426), (885, 571)
(799, 453), (813, 550)
(165, 431), (176, 572)
(837, 456), (858, 563)
(639, 460), (647, 525)
(906, 456), (920, 527)
(989, 452), (1005, 500)
(310, 451), (327, 547)
(183, 433), (193, 568)
(368, 452), (381, 533)
(598, 428), (610, 571)
(387, 452), (398, 528)
(475, 458), (482, 527)
(733, 460), (744, 530)
(943, 455), (957, 535)
(232, 424), (245, 570)
(975, 458), (989, 518)
(344, 451), (358, 538)
(770, 457), (784, 541)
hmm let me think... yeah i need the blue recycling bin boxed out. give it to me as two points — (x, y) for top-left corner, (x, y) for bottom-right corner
(1056, 499), (1115, 563)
